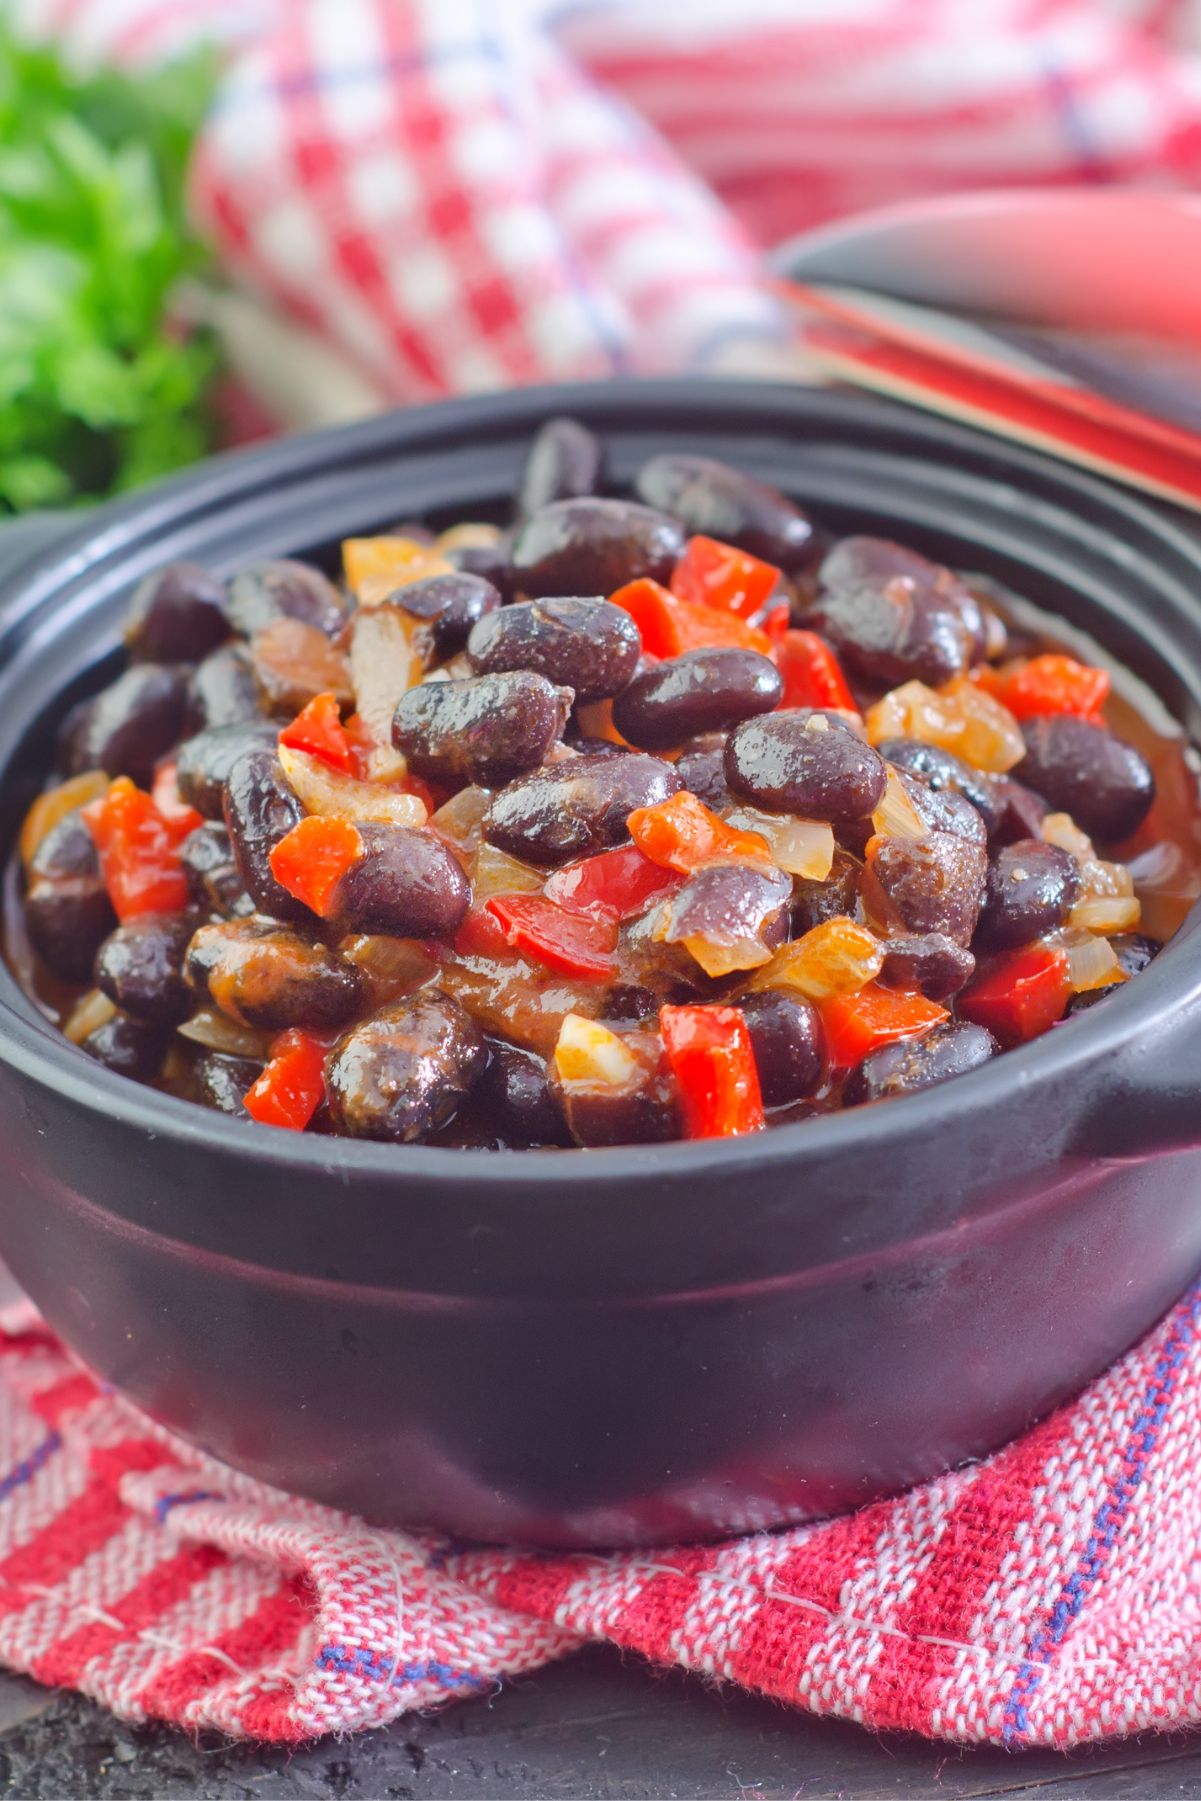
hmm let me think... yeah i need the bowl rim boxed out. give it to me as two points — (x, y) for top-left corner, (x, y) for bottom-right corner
(3, 375), (1200, 1187)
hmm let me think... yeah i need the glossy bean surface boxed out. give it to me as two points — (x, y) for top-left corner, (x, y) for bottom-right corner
(222, 749), (308, 923)
(59, 665), (188, 788)
(25, 814), (117, 984)
(393, 672), (571, 787)
(737, 990), (824, 1104)
(634, 453), (814, 571)
(510, 497), (684, 597)
(326, 993), (487, 1142)
(846, 1019), (997, 1104)
(176, 722), (278, 820)
(976, 839), (1080, 950)
(125, 562), (229, 663)
(725, 711), (886, 819)
(879, 933), (976, 1000)
(226, 559), (346, 638)
(95, 911), (197, 1026)
(186, 919), (364, 1032)
(331, 824), (470, 937)
(517, 417), (606, 519)
(1017, 715), (1155, 843)
(612, 649), (781, 750)
(866, 831), (987, 945)
(395, 573), (501, 659)
(467, 598), (640, 701)
(485, 752), (680, 865)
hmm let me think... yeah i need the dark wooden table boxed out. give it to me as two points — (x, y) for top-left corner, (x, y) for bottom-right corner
(3, 1648), (1201, 1799)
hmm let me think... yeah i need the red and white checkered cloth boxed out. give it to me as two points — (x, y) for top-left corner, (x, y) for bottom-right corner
(0, 1282), (1200, 1745)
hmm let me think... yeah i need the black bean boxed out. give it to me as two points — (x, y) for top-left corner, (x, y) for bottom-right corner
(866, 832), (987, 945)
(95, 912), (198, 1026)
(125, 562), (229, 663)
(222, 749), (308, 923)
(790, 847), (863, 935)
(1066, 931), (1162, 1013)
(879, 933), (975, 1000)
(187, 644), (263, 730)
(467, 598), (640, 702)
(658, 864), (791, 956)
(549, 1031), (677, 1147)
(634, 453), (815, 572)
(392, 671), (571, 788)
(612, 649), (782, 751)
(480, 1041), (570, 1145)
(674, 739), (731, 809)
(226, 559), (346, 638)
(975, 839), (1080, 951)
(393, 572), (501, 659)
(819, 536), (987, 663)
(990, 775), (1048, 847)
(517, 417), (606, 520)
(725, 711), (886, 820)
(325, 993), (487, 1142)
(328, 823), (470, 937)
(737, 991), (823, 1104)
(846, 1020), (997, 1105)
(485, 751), (681, 866)
(193, 1052), (264, 1115)
(445, 531), (515, 598)
(878, 738), (1004, 836)
(176, 722), (278, 820)
(1016, 715), (1155, 843)
(80, 1013), (168, 1083)
(58, 665), (188, 788)
(180, 822), (252, 916)
(897, 770), (987, 847)
(510, 497), (685, 597)
(186, 918), (363, 1032)
(809, 571), (973, 690)
(24, 814), (117, 984)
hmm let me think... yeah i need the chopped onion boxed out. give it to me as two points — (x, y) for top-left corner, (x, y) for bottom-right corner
(682, 933), (774, 978)
(1079, 856), (1135, 899)
(473, 843), (543, 900)
(434, 522), (501, 554)
(63, 988), (116, 1045)
(349, 604), (422, 779)
(430, 784), (491, 850)
(1055, 929), (1122, 993)
(865, 678), (1024, 773)
(749, 918), (883, 1001)
(1070, 895), (1142, 933)
(278, 744), (427, 828)
(177, 1009), (272, 1058)
(554, 1014), (638, 1087)
(339, 935), (437, 1004)
(1041, 812), (1093, 861)
(20, 770), (109, 868)
(870, 772), (927, 842)
(725, 806), (836, 878)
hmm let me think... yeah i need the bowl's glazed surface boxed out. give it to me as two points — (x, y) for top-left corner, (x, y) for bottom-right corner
(0, 382), (1200, 1546)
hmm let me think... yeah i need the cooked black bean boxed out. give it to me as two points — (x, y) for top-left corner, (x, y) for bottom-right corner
(125, 562), (229, 663)
(867, 832), (987, 945)
(445, 531), (515, 598)
(222, 749), (308, 923)
(549, 1032), (677, 1147)
(879, 934), (976, 1000)
(612, 649), (782, 751)
(725, 711), (886, 819)
(80, 1013), (168, 1082)
(819, 536), (987, 663)
(1016, 715), (1155, 842)
(791, 847), (862, 935)
(186, 918), (363, 1032)
(809, 572), (973, 690)
(176, 722), (278, 819)
(517, 417), (606, 520)
(58, 665), (188, 788)
(393, 671), (571, 788)
(658, 864), (791, 956)
(634, 453), (814, 572)
(975, 839), (1080, 950)
(180, 822), (251, 916)
(1066, 931), (1161, 1013)
(990, 775), (1048, 847)
(846, 1020), (997, 1105)
(893, 770), (986, 848)
(328, 823), (470, 937)
(187, 643), (263, 730)
(467, 597), (640, 702)
(737, 991), (824, 1104)
(480, 1041), (570, 1145)
(485, 752), (681, 866)
(510, 497), (685, 597)
(193, 1052), (263, 1116)
(878, 738), (1003, 836)
(674, 739), (731, 809)
(226, 559), (346, 638)
(393, 572), (501, 659)
(95, 912), (197, 1026)
(25, 814), (117, 984)
(325, 993), (487, 1142)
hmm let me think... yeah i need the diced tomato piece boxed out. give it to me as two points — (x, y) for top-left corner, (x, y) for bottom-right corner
(997, 654), (1110, 723)
(627, 790), (773, 875)
(269, 816), (362, 919)
(279, 692), (355, 774)
(820, 982), (948, 1068)
(544, 844), (683, 921)
(608, 579), (771, 658)
(150, 761), (204, 835)
(959, 945), (1070, 1045)
(670, 536), (782, 621)
(659, 1003), (765, 1138)
(773, 630), (857, 713)
(485, 893), (617, 980)
(82, 777), (192, 921)
(244, 1029), (327, 1131)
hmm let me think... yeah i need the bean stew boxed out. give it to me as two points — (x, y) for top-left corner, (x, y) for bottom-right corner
(8, 423), (1201, 1147)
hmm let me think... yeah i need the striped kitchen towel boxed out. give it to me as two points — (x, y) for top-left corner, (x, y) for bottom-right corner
(0, 1283), (1198, 1745)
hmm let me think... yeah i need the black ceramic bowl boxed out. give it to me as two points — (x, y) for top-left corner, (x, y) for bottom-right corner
(1, 381), (1200, 1549)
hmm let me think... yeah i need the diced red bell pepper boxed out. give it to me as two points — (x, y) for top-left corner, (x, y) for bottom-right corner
(453, 904), (516, 960)
(821, 982), (948, 1068)
(544, 843), (683, 921)
(269, 815), (363, 918)
(279, 692), (355, 774)
(670, 536), (782, 621)
(485, 893), (617, 980)
(608, 579), (771, 658)
(996, 654), (1110, 723)
(773, 629), (857, 713)
(959, 945), (1070, 1045)
(82, 777), (193, 921)
(659, 1003), (766, 1138)
(150, 760), (203, 836)
(627, 790), (773, 875)
(244, 1029), (327, 1131)
(760, 602), (791, 644)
